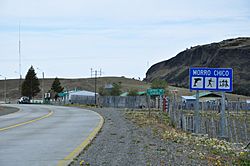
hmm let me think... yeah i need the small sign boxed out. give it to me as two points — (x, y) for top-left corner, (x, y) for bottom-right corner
(147, 88), (165, 96)
(190, 68), (233, 92)
(205, 77), (217, 90)
(191, 77), (203, 89)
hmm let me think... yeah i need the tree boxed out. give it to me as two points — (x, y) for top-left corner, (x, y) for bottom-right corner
(98, 86), (109, 96)
(128, 89), (138, 96)
(110, 82), (122, 96)
(151, 79), (169, 95)
(151, 79), (168, 89)
(21, 66), (40, 99)
(51, 77), (64, 100)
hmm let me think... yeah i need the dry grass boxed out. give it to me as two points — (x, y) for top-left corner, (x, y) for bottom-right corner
(125, 111), (250, 165)
(0, 76), (248, 102)
(0, 77), (150, 100)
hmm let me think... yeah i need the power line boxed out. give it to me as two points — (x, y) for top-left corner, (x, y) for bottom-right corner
(90, 68), (103, 78)
(90, 68), (103, 106)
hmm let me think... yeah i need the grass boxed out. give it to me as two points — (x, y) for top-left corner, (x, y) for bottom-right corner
(0, 76), (150, 101)
(125, 110), (250, 165)
(1, 76), (249, 102)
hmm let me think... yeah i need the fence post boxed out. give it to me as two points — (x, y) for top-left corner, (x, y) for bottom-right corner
(211, 117), (216, 138)
(244, 119), (248, 143)
(160, 95), (163, 123)
(182, 114), (186, 131)
(233, 119), (238, 143)
(228, 118), (233, 142)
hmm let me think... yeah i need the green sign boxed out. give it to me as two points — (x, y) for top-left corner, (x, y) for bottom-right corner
(147, 89), (165, 96)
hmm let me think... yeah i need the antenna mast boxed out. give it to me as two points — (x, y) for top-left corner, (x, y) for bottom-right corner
(19, 22), (21, 78)
(18, 22), (22, 95)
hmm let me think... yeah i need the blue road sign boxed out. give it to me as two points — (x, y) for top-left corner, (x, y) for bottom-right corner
(189, 68), (233, 92)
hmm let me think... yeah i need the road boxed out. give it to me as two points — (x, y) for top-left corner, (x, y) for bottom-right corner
(0, 104), (103, 166)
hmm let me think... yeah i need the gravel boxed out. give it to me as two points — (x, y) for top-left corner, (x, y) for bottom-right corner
(70, 108), (208, 166)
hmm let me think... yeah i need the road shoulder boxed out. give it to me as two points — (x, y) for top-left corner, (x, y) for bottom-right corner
(0, 106), (19, 116)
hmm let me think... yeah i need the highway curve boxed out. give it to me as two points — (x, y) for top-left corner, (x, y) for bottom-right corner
(0, 104), (103, 166)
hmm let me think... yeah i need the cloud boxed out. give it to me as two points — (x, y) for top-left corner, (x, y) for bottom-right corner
(0, 0), (250, 79)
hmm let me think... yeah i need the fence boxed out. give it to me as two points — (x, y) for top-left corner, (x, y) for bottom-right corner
(99, 96), (147, 108)
(66, 94), (249, 144)
(68, 95), (148, 108)
(70, 95), (96, 105)
(168, 101), (250, 144)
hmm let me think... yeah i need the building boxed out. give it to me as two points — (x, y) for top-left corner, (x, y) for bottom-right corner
(58, 90), (97, 104)
(196, 92), (221, 102)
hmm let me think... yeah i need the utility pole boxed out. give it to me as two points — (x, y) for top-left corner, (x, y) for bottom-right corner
(91, 69), (103, 106)
(37, 68), (45, 102)
(0, 75), (7, 103)
(90, 68), (93, 78)
(95, 70), (97, 105)
(18, 22), (22, 97)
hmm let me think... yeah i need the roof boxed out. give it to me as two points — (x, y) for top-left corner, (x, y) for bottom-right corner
(192, 91), (221, 98)
(120, 92), (128, 96)
(58, 90), (97, 97)
(182, 96), (196, 100)
(120, 91), (146, 96)
(69, 90), (97, 97)
(58, 91), (69, 97)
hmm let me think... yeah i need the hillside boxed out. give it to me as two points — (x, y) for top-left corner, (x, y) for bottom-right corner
(0, 77), (150, 101)
(145, 37), (250, 96)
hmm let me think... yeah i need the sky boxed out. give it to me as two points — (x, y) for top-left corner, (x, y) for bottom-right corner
(0, 0), (250, 80)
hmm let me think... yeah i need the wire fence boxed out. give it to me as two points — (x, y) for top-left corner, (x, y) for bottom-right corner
(169, 101), (250, 144)
(65, 94), (249, 144)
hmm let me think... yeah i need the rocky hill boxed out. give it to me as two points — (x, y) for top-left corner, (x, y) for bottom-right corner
(145, 37), (250, 96)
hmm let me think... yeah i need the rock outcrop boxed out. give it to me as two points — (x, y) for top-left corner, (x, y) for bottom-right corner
(145, 37), (250, 96)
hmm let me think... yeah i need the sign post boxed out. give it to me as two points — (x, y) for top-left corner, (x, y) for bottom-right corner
(190, 68), (233, 137)
(147, 88), (165, 122)
(194, 90), (200, 133)
(221, 91), (226, 137)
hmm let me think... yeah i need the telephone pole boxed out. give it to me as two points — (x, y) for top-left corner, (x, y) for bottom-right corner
(37, 68), (45, 102)
(0, 75), (7, 103)
(91, 69), (103, 105)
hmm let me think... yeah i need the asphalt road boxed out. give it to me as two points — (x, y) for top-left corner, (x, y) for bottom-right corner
(0, 104), (102, 166)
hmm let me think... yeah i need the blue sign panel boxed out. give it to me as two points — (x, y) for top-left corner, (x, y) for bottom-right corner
(189, 68), (233, 92)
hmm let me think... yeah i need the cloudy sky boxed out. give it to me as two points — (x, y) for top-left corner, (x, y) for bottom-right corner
(0, 0), (249, 79)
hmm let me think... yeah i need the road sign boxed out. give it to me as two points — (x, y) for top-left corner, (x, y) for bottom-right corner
(147, 88), (165, 96)
(189, 68), (233, 92)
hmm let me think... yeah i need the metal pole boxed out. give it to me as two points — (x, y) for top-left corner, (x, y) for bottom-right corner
(42, 72), (44, 103)
(220, 91), (226, 138)
(0, 75), (7, 103)
(4, 77), (6, 103)
(195, 90), (200, 133)
(37, 68), (44, 102)
(94, 70), (97, 106)
(19, 22), (22, 97)
(160, 95), (163, 123)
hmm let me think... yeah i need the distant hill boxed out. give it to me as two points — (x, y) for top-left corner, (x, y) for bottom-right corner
(145, 37), (250, 96)
(0, 77), (150, 101)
